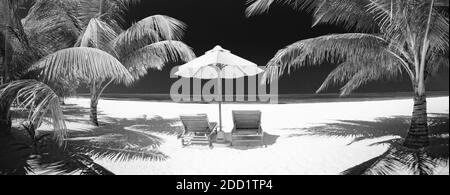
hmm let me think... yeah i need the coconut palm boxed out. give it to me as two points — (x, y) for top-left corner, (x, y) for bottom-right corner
(1, 0), (179, 167)
(1, 0), (83, 81)
(30, 0), (195, 126)
(0, 80), (66, 143)
(246, 0), (449, 149)
(1, 0), (77, 135)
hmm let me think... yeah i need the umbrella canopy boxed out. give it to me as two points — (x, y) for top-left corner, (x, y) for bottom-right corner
(175, 45), (263, 79)
(175, 45), (264, 135)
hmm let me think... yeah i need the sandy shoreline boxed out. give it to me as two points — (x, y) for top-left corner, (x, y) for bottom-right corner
(56, 96), (449, 175)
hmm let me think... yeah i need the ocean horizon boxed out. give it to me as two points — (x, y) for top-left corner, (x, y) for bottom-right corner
(75, 91), (450, 104)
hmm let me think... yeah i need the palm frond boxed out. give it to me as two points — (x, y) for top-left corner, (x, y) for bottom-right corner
(37, 154), (115, 175)
(121, 40), (195, 79)
(316, 61), (362, 93)
(341, 149), (400, 175)
(76, 18), (119, 57)
(397, 149), (439, 175)
(23, 1), (82, 58)
(30, 47), (134, 85)
(342, 140), (445, 175)
(371, 0), (449, 54)
(246, 0), (324, 16)
(264, 34), (391, 77)
(245, 0), (278, 17)
(113, 15), (187, 59)
(435, 0), (449, 6)
(426, 50), (449, 78)
(73, 144), (168, 162)
(312, 0), (380, 32)
(33, 139), (115, 175)
(246, 0), (379, 32)
(339, 62), (402, 95)
(0, 80), (67, 144)
(76, 0), (141, 28)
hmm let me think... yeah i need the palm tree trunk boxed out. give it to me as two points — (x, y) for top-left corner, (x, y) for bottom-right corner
(0, 101), (12, 136)
(90, 96), (99, 126)
(1, 1), (10, 84)
(404, 83), (429, 149)
(90, 81), (100, 126)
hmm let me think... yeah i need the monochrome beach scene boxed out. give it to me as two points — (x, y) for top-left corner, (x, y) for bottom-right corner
(1, 0), (449, 175)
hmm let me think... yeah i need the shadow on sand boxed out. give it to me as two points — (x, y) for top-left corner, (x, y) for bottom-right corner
(288, 114), (449, 175)
(209, 132), (280, 150)
(1, 104), (184, 175)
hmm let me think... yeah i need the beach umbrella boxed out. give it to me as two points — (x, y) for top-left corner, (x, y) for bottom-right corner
(175, 45), (264, 138)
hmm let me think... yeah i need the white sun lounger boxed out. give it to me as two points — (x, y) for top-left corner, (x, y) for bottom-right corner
(180, 114), (217, 147)
(231, 110), (264, 147)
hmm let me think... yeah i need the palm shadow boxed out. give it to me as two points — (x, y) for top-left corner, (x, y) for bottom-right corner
(290, 114), (448, 146)
(62, 104), (106, 124)
(286, 114), (448, 175)
(0, 128), (34, 175)
(62, 104), (182, 160)
(209, 132), (280, 150)
(0, 127), (114, 175)
(334, 115), (449, 175)
(1, 104), (184, 175)
(64, 115), (183, 163)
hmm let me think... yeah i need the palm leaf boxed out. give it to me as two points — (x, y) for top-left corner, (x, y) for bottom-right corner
(32, 140), (115, 175)
(264, 34), (390, 75)
(370, 0), (449, 54)
(341, 149), (399, 175)
(121, 40), (195, 79)
(38, 154), (115, 175)
(114, 15), (187, 60)
(73, 145), (168, 162)
(0, 80), (67, 144)
(30, 47), (134, 85)
(76, 0), (141, 28)
(246, 0), (379, 32)
(76, 18), (119, 57)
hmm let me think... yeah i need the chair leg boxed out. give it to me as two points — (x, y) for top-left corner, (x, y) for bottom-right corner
(261, 136), (265, 148)
(209, 138), (214, 149)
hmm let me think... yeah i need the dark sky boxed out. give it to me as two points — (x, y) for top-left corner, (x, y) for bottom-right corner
(104, 0), (449, 94)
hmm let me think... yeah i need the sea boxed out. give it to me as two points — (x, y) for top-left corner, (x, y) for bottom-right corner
(76, 91), (449, 104)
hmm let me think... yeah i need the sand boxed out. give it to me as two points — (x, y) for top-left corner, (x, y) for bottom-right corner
(56, 96), (449, 175)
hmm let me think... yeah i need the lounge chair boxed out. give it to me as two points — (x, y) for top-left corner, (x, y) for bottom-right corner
(231, 110), (264, 147)
(180, 114), (218, 147)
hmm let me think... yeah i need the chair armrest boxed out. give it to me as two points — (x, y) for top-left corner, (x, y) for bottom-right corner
(209, 122), (218, 131)
(179, 128), (187, 138)
(231, 127), (236, 134)
(258, 126), (263, 135)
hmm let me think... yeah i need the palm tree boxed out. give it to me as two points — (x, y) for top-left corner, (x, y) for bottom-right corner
(1, 1), (183, 173)
(1, 0), (78, 135)
(0, 80), (66, 143)
(246, 0), (449, 149)
(30, 0), (195, 126)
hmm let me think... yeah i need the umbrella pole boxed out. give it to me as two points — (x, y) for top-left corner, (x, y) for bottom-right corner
(219, 101), (222, 132)
(215, 76), (226, 144)
(218, 76), (223, 132)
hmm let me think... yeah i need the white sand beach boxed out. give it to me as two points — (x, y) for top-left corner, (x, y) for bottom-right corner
(55, 96), (449, 175)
